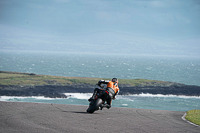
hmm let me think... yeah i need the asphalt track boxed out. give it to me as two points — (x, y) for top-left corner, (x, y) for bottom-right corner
(0, 101), (199, 133)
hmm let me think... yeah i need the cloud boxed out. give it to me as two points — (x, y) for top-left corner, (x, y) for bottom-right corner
(53, 0), (70, 3)
(0, 0), (199, 40)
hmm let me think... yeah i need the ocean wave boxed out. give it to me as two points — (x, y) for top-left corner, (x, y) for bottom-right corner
(1, 93), (199, 111)
(64, 93), (93, 100)
(122, 104), (128, 107)
(0, 93), (199, 102)
(64, 93), (200, 100)
(124, 93), (200, 99)
(0, 96), (64, 101)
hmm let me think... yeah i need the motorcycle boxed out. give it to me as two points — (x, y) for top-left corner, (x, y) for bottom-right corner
(87, 85), (111, 113)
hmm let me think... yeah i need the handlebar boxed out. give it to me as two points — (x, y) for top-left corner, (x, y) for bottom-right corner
(96, 83), (104, 89)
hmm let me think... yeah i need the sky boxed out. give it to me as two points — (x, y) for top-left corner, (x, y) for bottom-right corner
(0, 0), (200, 56)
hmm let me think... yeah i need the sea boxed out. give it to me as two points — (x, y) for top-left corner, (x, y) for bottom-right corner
(0, 50), (200, 111)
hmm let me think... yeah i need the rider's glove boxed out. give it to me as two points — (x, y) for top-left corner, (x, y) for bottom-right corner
(98, 80), (104, 85)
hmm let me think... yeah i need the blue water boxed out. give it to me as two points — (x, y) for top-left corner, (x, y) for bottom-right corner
(1, 50), (200, 85)
(1, 94), (200, 111)
(0, 50), (200, 111)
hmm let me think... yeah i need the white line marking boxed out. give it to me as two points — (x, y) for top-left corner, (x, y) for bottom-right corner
(182, 113), (200, 127)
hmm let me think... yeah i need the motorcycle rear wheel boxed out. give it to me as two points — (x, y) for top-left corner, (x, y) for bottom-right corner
(87, 98), (102, 113)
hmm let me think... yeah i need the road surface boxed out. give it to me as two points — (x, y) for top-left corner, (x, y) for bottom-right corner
(0, 101), (199, 133)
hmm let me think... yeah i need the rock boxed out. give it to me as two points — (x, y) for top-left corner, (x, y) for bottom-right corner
(0, 83), (200, 98)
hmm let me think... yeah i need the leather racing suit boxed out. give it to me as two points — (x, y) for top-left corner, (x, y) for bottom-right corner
(89, 78), (120, 108)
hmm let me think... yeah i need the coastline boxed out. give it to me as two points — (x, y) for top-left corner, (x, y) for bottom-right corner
(1, 84), (200, 98)
(0, 71), (200, 98)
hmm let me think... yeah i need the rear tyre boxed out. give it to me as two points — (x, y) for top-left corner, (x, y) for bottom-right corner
(87, 98), (102, 113)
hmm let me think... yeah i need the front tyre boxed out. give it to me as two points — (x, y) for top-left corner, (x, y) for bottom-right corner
(87, 98), (102, 113)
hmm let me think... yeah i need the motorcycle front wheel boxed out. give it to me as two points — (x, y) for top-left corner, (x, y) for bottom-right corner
(87, 98), (102, 113)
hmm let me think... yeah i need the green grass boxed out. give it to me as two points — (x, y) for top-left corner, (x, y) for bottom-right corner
(118, 78), (167, 86)
(185, 110), (200, 125)
(0, 71), (170, 86)
(0, 71), (103, 85)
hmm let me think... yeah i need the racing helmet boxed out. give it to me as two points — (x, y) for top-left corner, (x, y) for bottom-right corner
(112, 78), (118, 83)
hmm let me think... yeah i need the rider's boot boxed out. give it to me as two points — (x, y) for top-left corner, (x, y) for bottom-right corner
(105, 104), (111, 109)
(100, 104), (111, 110)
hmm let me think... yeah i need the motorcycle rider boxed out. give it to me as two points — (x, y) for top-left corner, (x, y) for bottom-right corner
(88, 78), (120, 109)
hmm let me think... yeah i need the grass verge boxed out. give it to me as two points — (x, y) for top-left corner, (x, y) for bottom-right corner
(185, 109), (200, 126)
